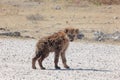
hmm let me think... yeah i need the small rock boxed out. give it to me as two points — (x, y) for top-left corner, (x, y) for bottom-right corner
(66, 21), (68, 24)
(13, 32), (21, 36)
(107, 22), (111, 24)
(36, 31), (39, 33)
(83, 16), (86, 19)
(114, 16), (119, 19)
(77, 32), (84, 39)
(27, 14), (44, 21)
(0, 31), (21, 37)
(55, 5), (61, 10)
(0, 28), (6, 31)
(23, 36), (35, 39)
(24, 36), (31, 38)
(93, 31), (105, 41)
(111, 31), (120, 40)
(78, 62), (81, 64)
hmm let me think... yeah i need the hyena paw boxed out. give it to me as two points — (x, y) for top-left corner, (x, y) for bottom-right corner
(65, 66), (70, 69)
(41, 67), (46, 70)
(55, 66), (61, 69)
(32, 66), (37, 69)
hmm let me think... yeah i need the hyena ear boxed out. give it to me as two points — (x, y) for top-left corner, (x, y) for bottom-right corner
(64, 28), (68, 33)
(75, 29), (79, 33)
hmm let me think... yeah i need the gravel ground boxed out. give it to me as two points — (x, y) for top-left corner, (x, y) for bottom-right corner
(0, 39), (120, 80)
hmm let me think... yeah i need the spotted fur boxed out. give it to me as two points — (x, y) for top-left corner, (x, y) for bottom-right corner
(32, 28), (80, 69)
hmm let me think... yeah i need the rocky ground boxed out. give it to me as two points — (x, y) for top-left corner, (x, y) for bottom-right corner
(0, 39), (120, 80)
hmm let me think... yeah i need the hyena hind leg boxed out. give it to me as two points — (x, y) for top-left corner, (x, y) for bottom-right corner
(38, 54), (46, 70)
(32, 51), (42, 69)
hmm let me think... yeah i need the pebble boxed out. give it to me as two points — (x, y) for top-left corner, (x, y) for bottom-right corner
(114, 16), (119, 19)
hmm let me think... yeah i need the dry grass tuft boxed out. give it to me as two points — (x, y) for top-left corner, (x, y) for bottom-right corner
(26, 14), (44, 21)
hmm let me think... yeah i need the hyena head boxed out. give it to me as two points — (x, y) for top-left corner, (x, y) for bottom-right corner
(64, 28), (81, 41)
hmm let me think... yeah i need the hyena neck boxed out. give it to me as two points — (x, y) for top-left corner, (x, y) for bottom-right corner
(59, 31), (70, 42)
(64, 34), (69, 41)
(55, 31), (69, 42)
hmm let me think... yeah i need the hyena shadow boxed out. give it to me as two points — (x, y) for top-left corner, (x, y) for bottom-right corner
(47, 68), (111, 72)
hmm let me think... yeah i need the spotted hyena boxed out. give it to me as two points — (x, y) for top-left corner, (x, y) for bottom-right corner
(32, 28), (84, 70)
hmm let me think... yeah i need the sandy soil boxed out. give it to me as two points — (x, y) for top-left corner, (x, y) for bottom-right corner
(0, 0), (120, 39)
(0, 39), (120, 80)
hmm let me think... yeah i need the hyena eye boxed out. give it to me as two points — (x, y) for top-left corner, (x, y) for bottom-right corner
(68, 34), (71, 37)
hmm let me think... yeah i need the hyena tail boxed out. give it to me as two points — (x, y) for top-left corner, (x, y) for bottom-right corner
(35, 50), (43, 58)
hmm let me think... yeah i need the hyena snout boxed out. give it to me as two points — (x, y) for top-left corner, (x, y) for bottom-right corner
(68, 35), (75, 41)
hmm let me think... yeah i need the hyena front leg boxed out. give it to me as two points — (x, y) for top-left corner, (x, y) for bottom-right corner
(54, 51), (61, 69)
(61, 52), (70, 69)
